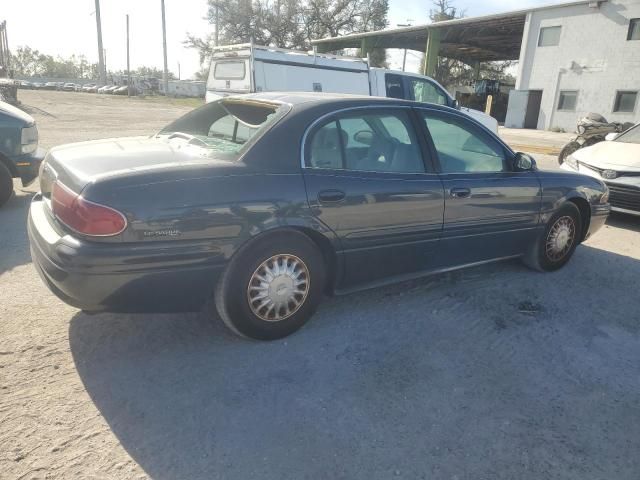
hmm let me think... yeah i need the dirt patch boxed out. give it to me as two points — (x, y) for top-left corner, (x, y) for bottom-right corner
(1, 91), (640, 479)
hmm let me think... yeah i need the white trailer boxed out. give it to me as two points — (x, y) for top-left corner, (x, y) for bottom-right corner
(206, 43), (498, 132)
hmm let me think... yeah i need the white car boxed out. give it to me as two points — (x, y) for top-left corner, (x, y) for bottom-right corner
(562, 123), (640, 216)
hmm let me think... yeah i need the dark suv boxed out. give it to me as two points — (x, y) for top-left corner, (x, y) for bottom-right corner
(0, 100), (45, 206)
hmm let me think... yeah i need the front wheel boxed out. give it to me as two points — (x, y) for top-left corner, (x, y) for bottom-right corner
(214, 230), (326, 340)
(523, 202), (582, 272)
(558, 141), (581, 165)
(0, 162), (14, 208)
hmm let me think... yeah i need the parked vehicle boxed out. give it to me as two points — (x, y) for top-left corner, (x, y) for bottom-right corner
(43, 82), (58, 90)
(62, 83), (79, 92)
(113, 85), (137, 95)
(31, 82), (44, 89)
(206, 43), (499, 133)
(19, 81), (33, 89)
(82, 84), (98, 93)
(562, 122), (640, 215)
(0, 100), (45, 206)
(558, 113), (634, 164)
(28, 93), (609, 340)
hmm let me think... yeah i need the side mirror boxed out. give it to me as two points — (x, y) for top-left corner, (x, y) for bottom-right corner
(605, 132), (618, 141)
(452, 99), (460, 109)
(514, 152), (537, 171)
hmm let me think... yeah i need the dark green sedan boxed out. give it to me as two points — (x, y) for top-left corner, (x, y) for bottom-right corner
(28, 93), (610, 340)
(0, 100), (45, 206)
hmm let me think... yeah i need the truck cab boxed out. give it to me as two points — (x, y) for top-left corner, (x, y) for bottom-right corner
(369, 68), (498, 133)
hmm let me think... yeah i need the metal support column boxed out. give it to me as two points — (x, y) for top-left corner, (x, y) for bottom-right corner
(422, 29), (441, 77)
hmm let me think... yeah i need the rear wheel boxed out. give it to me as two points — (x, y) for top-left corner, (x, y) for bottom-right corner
(524, 202), (582, 272)
(0, 162), (14, 208)
(214, 230), (326, 340)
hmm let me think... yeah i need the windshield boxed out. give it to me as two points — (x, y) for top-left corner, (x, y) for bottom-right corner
(616, 123), (640, 144)
(159, 99), (286, 157)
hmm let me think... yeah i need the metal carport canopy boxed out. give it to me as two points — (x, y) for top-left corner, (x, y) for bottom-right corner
(311, 1), (590, 63)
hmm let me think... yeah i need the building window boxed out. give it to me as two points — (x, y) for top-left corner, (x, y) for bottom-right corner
(628, 19), (640, 40)
(538, 26), (561, 46)
(557, 91), (578, 111)
(613, 91), (638, 113)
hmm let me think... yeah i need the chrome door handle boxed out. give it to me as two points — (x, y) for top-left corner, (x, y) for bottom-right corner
(449, 187), (471, 199)
(318, 189), (346, 203)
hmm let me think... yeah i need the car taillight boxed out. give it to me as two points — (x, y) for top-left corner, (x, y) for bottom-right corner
(51, 181), (127, 236)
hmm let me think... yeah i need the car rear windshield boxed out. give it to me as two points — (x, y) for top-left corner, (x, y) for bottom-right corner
(214, 61), (246, 80)
(158, 99), (286, 158)
(616, 124), (640, 144)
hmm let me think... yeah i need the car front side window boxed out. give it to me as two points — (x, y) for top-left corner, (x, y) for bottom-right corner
(411, 79), (448, 106)
(420, 111), (508, 173)
(307, 110), (426, 174)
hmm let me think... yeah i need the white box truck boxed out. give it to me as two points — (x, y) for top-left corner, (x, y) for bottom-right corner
(206, 43), (498, 132)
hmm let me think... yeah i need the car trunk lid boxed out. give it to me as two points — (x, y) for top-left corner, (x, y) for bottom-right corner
(39, 136), (223, 197)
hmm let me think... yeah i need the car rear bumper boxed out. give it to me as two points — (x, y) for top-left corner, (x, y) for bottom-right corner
(28, 195), (226, 313)
(15, 147), (46, 186)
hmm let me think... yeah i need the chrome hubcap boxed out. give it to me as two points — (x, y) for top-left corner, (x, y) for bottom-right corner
(247, 254), (310, 322)
(546, 216), (576, 261)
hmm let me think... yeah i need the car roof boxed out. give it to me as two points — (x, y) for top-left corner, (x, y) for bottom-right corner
(225, 91), (456, 113)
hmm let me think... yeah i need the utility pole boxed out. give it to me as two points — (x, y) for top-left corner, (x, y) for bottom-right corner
(126, 14), (131, 97)
(177, 62), (181, 80)
(160, 0), (169, 96)
(94, 0), (106, 84)
(214, 4), (219, 46)
(397, 20), (414, 72)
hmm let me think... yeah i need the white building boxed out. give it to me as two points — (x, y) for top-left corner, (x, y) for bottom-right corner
(506, 0), (640, 131)
(312, 0), (640, 132)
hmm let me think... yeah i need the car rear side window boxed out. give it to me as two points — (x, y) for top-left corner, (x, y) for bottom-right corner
(308, 110), (425, 174)
(420, 111), (508, 173)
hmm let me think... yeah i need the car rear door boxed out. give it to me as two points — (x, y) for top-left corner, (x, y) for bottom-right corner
(302, 106), (445, 290)
(416, 107), (542, 266)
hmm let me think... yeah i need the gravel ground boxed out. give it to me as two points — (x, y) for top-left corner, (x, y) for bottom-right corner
(1, 91), (639, 480)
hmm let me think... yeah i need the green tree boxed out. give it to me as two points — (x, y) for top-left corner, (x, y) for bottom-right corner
(11, 46), (99, 79)
(185, 0), (389, 67)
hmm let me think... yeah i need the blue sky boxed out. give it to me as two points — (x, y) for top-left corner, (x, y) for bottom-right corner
(4, 0), (556, 78)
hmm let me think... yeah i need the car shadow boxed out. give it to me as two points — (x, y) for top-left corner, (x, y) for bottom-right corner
(69, 245), (640, 479)
(607, 212), (640, 232)
(0, 186), (35, 276)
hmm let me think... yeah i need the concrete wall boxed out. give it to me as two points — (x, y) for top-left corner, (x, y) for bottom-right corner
(159, 80), (205, 98)
(511, 0), (640, 131)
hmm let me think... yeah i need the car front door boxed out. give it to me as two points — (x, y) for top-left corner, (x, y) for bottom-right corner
(417, 108), (542, 266)
(302, 107), (445, 290)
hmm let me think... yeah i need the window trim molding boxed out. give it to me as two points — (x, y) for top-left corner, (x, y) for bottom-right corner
(537, 25), (562, 47)
(612, 90), (639, 114)
(627, 18), (640, 41)
(557, 90), (579, 112)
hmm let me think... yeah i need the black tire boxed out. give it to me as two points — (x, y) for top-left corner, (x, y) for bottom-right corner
(523, 202), (582, 272)
(214, 230), (326, 340)
(558, 141), (580, 165)
(0, 161), (14, 208)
